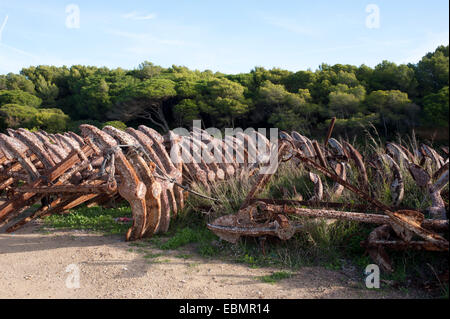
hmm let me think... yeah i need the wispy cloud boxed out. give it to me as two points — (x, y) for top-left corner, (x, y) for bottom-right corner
(0, 42), (41, 74)
(122, 11), (157, 21)
(262, 15), (316, 37)
(0, 42), (39, 59)
(0, 15), (8, 42)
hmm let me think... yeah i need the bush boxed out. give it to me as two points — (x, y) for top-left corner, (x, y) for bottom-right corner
(0, 103), (69, 132)
(35, 108), (70, 132)
(0, 89), (42, 108)
(422, 86), (449, 127)
(0, 103), (39, 129)
(101, 120), (127, 131)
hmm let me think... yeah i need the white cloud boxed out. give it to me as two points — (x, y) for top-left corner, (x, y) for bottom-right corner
(122, 11), (157, 21)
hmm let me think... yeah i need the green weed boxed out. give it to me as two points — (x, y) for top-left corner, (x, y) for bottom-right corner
(258, 271), (293, 284)
(43, 205), (131, 235)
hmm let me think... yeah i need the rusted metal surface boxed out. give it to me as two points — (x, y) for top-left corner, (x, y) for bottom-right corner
(1, 123), (448, 275)
(343, 141), (368, 190)
(207, 204), (302, 244)
(378, 154), (405, 207)
(324, 117), (336, 148)
(128, 127), (181, 223)
(409, 161), (448, 220)
(17, 183), (117, 194)
(102, 126), (165, 235)
(239, 140), (290, 210)
(1, 124), (272, 240)
(207, 131), (448, 273)
(421, 143), (445, 170)
(80, 124), (148, 241)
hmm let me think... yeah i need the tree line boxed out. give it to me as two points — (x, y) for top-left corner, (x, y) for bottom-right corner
(0, 45), (448, 141)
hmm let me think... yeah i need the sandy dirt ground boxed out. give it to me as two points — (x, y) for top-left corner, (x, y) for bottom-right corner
(0, 221), (426, 299)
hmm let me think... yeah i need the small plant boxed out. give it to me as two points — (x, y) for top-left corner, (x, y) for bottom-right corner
(159, 227), (216, 250)
(238, 254), (257, 265)
(160, 227), (199, 250)
(175, 253), (192, 259)
(43, 205), (132, 235)
(198, 242), (219, 257)
(143, 253), (163, 259)
(259, 271), (293, 284)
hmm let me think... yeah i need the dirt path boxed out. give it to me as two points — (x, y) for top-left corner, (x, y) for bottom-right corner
(0, 222), (425, 299)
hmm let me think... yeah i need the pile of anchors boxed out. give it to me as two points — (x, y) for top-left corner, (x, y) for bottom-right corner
(0, 123), (448, 272)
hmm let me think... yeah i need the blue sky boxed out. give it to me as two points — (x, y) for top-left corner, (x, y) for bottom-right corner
(0, 0), (448, 74)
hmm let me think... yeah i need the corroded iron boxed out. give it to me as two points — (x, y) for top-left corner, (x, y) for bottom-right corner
(1, 123), (448, 275)
(207, 131), (448, 273)
(0, 124), (271, 240)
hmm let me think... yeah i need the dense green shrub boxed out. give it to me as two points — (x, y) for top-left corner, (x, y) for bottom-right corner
(0, 46), (448, 140)
(0, 103), (69, 132)
(0, 89), (42, 108)
(101, 120), (127, 130)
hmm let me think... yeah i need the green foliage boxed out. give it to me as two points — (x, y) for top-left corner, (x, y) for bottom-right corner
(326, 113), (380, 136)
(160, 227), (202, 250)
(328, 84), (366, 118)
(415, 45), (449, 97)
(281, 70), (317, 93)
(132, 78), (177, 100)
(77, 76), (112, 119)
(365, 90), (419, 134)
(258, 271), (293, 284)
(130, 61), (163, 80)
(0, 103), (39, 129)
(0, 89), (42, 108)
(143, 253), (163, 259)
(370, 60), (418, 96)
(0, 45), (448, 139)
(101, 120), (127, 131)
(0, 73), (36, 93)
(260, 81), (316, 133)
(34, 108), (70, 132)
(199, 77), (249, 127)
(175, 79), (198, 99)
(422, 86), (449, 127)
(174, 99), (200, 126)
(43, 205), (132, 235)
(0, 103), (69, 132)
(35, 75), (59, 106)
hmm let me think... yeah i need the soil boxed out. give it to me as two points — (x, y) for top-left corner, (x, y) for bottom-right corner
(0, 221), (426, 299)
